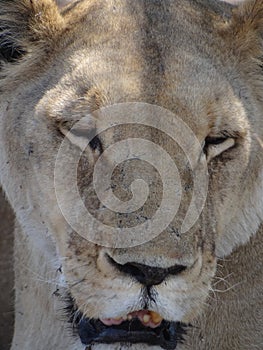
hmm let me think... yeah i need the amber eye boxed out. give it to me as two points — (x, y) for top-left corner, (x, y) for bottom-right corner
(204, 136), (235, 161)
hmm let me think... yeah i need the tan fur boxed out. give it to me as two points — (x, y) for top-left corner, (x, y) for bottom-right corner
(0, 0), (262, 349)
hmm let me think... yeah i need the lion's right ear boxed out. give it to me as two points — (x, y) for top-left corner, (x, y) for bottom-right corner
(222, 0), (263, 63)
(0, 0), (64, 63)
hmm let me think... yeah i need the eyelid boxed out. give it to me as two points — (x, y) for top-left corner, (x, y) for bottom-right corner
(58, 117), (102, 153)
(205, 138), (235, 162)
(205, 136), (228, 145)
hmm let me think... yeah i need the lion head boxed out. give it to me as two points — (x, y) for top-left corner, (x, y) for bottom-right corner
(0, 0), (262, 349)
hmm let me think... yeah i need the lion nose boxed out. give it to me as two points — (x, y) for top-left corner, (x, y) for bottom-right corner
(108, 256), (187, 286)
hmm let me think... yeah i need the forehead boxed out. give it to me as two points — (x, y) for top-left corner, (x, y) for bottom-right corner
(61, 1), (231, 95)
(65, 1), (229, 73)
(44, 0), (245, 135)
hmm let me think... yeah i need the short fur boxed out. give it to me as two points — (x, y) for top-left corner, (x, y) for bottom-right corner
(0, 0), (262, 349)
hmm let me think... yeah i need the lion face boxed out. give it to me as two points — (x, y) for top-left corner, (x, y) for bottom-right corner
(0, 0), (262, 349)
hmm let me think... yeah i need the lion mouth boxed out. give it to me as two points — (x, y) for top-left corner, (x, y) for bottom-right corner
(76, 310), (187, 349)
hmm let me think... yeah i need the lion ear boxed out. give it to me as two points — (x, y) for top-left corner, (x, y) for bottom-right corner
(225, 0), (263, 61)
(0, 0), (64, 63)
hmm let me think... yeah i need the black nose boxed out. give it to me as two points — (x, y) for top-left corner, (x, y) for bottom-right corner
(107, 256), (187, 286)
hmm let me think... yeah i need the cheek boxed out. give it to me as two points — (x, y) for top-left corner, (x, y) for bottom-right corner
(63, 237), (115, 288)
(208, 148), (249, 205)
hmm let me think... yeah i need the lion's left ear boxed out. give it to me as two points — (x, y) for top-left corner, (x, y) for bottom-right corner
(223, 0), (263, 62)
(0, 0), (64, 63)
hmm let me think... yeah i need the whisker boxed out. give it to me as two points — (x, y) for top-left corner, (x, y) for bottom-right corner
(212, 281), (242, 294)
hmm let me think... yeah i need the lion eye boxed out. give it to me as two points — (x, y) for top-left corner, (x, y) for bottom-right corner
(58, 118), (103, 154)
(88, 135), (103, 153)
(204, 136), (235, 161)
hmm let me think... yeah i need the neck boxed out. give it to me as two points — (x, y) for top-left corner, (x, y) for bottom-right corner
(12, 221), (83, 350)
(187, 224), (263, 349)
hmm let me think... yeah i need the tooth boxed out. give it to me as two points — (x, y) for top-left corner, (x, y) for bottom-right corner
(113, 317), (122, 321)
(127, 314), (133, 321)
(150, 311), (163, 324)
(122, 315), (127, 321)
(143, 314), (151, 323)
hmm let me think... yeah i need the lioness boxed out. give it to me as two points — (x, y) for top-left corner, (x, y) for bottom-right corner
(0, 0), (262, 349)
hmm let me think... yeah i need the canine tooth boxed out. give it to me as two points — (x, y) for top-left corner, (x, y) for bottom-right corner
(150, 311), (163, 324)
(127, 314), (133, 321)
(143, 314), (151, 323)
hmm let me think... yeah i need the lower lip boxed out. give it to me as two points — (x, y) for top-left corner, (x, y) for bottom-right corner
(77, 317), (183, 350)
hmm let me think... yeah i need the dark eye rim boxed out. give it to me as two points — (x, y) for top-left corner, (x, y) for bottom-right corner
(203, 134), (238, 159)
(204, 136), (229, 146)
(89, 135), (103, 153)
(203, 136), (228, 156)
(58, 121), (103, 154)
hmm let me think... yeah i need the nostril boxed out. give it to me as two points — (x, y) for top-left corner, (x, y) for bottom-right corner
(107, 255), (187, 286)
